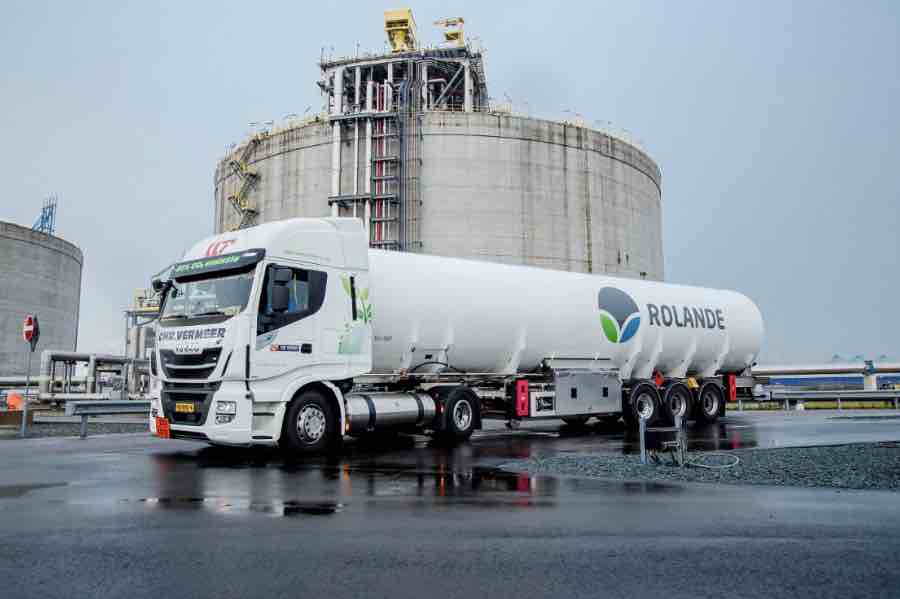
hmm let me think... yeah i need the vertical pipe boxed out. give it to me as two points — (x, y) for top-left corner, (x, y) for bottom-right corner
(639, 416), (647, 465)
(464, 61), (473, 112)
(421, 62), (429, 109)
(331, 122), (341, 216)
(332, 67), (345, 116)
(353, 67), (362, 217)
(365, 80), (374, 242)
(364, 199), (371, 243)
(353, 121), (359, 197)
(365, 80), (374, 194)
(88, 355), (97, 393)
(330, 67), (344, 215)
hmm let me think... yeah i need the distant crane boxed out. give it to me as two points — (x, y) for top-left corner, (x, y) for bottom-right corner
(32, 196), (58, 235)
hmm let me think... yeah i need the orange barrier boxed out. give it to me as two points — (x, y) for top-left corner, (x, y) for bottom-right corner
(6, 392), (23, 411)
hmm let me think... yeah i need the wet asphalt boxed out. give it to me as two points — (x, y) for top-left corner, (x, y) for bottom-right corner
(1, 410), (900, 599)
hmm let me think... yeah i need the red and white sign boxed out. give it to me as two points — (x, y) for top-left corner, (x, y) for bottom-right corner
(22, 314), (35, 343)
(205, 239), (237, 256)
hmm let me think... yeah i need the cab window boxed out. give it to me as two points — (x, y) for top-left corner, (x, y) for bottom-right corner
(257, 265), (327, 334)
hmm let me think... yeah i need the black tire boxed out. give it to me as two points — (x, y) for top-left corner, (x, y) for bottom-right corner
(437, 388), (478, 443)
(561, 416), (590, 427)
(280, 389), (339, 455)
(695, 382), (724, 424)
(627, 382), (661, 427)
(661, 382), (692, 425)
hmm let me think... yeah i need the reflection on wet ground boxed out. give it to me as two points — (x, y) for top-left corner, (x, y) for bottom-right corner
(135, 496), (344, 517)
(140, 418), (755, 515)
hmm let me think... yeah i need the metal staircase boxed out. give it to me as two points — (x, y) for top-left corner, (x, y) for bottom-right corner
(226, 134), (266, 230)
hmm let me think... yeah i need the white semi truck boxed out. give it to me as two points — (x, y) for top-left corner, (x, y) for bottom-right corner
(148, 218), (764, 453)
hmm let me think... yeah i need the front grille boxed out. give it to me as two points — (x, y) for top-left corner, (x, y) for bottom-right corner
(161, 381), (221, 426)
(160, 348), (222, 380)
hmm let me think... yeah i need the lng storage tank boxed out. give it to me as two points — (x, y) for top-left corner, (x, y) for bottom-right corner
(214, 9), (663, 280)
(0, 219), (82, 377)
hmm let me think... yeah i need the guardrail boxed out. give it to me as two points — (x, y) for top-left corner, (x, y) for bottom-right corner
(64, 400), (150, 439)
(740, 389), (900, 411)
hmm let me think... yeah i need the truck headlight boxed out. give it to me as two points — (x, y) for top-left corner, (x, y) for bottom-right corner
(215, 400), (237, 424)
(216, 401), (236, 415)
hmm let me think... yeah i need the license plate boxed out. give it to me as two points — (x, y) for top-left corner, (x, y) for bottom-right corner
(155, 417), (170, 439)
(174, 402), (195, 414)
(174, 344), (203, 355)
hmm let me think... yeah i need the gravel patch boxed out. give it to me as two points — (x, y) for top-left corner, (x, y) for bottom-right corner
(503, 442), (900, 491)
(0, 421), (148, 439)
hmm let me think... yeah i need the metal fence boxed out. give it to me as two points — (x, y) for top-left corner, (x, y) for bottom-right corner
(738, 389), (900, 411)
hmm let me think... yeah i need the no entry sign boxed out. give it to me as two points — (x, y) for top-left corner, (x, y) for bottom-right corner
(22, 314), (40, 351)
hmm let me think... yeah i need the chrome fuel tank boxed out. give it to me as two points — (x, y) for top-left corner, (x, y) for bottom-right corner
(345, 392), (436, 434)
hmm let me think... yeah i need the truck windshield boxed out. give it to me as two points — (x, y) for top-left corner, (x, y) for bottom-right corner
(160, 270), (254, 322)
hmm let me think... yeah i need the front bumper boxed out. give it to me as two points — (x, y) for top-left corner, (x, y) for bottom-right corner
(150, 381), (260, 445)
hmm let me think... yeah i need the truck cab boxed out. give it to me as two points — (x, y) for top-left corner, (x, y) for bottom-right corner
(149, 218), (371, 449)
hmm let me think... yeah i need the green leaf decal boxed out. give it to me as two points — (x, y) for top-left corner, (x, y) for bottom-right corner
(601, 314), (619, 343)
(340, 275), (351, 296)
(360, 288), (369, 301)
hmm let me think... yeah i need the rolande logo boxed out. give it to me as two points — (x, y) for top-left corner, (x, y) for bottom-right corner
(598, 287), (641, 344)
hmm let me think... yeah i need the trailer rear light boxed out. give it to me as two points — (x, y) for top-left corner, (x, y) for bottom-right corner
(515, 380), (529, 417)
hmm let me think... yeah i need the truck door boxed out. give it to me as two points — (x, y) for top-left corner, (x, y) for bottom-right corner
(251, 264), (328, 400)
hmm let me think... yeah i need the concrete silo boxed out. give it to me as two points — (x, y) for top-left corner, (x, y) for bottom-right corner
(0, 221), (83, 377)
(214, 9), (663, 280)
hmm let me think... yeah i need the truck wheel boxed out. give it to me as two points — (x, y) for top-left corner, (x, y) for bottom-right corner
(437, 388), (478, 443)
(695, 382), (724, 424)
(628, 383), (661, 426)
(281, 389), (339, 454)
(661, 382), (692, 425)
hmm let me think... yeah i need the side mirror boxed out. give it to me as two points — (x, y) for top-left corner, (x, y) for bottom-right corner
(151, 278), (166, 293)
(271, 286), (290, 313)
(273, 267), (293, 284)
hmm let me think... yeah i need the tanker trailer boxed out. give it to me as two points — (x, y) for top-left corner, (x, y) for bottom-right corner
(148, 218), (763, 454)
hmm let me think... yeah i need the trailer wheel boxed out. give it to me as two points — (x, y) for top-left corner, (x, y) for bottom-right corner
(628, 382), (661, 427)
(696, 382), (724, 424)
(661, 382), (692, 425)
(281, 389), (339, 454)
(437, 388), (478, 443)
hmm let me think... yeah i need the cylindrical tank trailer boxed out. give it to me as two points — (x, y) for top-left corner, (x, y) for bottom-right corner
(368, 250), (763, 379)
(356, 249), (762, 433)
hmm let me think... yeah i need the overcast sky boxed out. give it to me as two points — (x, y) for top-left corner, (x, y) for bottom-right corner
(2, 1), (898, 363)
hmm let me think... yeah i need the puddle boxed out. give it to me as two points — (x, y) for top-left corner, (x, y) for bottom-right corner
(135, 496), (343, 517)
(0, 482), (67, 499)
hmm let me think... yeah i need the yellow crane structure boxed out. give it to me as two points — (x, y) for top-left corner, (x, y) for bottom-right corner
(226, 133), (266, 230)
(434, 17), (465, 47)
(384, 8), (417, 52)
